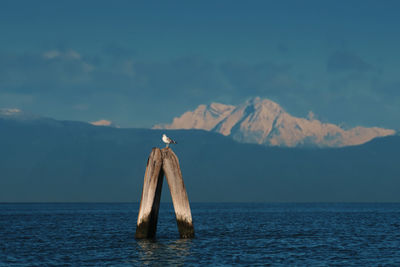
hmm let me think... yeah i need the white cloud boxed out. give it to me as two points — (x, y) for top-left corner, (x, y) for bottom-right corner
(0, 108), (21, 115)
(43, 50), (61, 59)
(42, 49), (82, 60)
(66, 50), (81, 60)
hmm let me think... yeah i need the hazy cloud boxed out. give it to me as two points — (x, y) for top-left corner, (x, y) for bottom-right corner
(0, 50), (94, 94)
(0, 1), (398, 131)
(0, 47), (399, 129)
(42, 50), (82, 60)
(221, 61), (299, 98)
(327, 50), (372, 73)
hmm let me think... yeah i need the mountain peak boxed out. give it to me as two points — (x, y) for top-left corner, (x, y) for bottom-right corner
(153, 98), (395, 147)
(242, 97), (285, 120)
(153, 102), (235, 131)
(247, 96), (282, 109)
(90, 119), (117, 127)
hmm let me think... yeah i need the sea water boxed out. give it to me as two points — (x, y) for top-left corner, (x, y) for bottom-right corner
(1, 203), (400, 266)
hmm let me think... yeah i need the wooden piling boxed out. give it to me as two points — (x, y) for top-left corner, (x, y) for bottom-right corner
(135, 148), (164, 239)
(135, 147), (194, 239)
(161, 148), (195, 238)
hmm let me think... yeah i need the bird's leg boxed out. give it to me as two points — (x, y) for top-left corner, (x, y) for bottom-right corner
(166, 143), (169, 148)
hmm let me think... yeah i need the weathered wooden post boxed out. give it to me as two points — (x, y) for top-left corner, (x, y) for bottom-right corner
(161, 147), (194, 238)
(135, 148), (164, 239)
(135, 147), (194, 239)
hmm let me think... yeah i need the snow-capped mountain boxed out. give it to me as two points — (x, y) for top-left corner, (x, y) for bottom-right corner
(90, 119), (119, 127)
(153, 97), (396, 147)
(154, 103), (235, 131)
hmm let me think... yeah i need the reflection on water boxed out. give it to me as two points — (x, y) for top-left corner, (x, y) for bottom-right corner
(135, 239), (192, 266)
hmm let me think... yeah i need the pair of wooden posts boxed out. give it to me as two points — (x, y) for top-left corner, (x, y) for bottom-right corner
(135, 147), (194, 239)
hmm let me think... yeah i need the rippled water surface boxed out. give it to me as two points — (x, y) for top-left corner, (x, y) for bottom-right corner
(1, 203), (400, 266)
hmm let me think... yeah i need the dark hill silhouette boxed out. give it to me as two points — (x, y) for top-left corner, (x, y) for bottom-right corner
(0, 118), (399, 202)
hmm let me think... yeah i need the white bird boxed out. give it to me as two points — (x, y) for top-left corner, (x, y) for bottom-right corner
(162, 134), (177, 147)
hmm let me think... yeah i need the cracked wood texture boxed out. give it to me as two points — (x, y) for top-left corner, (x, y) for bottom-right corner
(135, 148), (164, 239)
(135, 147), (194, 239)
(161, 148), (194, 238)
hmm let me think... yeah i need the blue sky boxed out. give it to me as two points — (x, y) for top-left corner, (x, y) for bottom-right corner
(1, 0), (399, 129)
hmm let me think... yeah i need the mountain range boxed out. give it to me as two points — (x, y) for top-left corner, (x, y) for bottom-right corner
(154, 97), (395, 148)
(0, 112), (399, 202)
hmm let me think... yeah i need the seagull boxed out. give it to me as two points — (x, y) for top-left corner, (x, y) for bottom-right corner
(162, 134), (177, 147)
